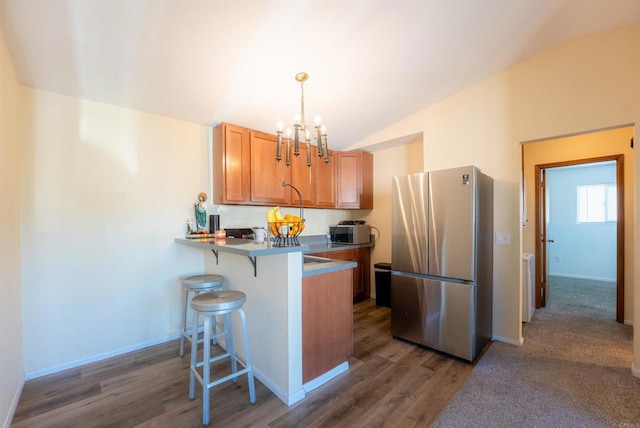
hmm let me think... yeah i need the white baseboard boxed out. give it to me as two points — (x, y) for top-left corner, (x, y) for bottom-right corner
(251, 366), (306, 406)
(548, 273), (616, 282)
(24, 332), (181, 380)
(3, 378), (24, 428)
(632, 362), (640, 378)
(624, 319), (633, 326)
(303, 361), (349, 394)
(492, 334), (524, 346)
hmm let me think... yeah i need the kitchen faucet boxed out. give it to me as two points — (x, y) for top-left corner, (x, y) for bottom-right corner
(282, 181), (305, 221)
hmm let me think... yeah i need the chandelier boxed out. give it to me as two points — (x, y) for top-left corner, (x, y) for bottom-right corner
(276, 72), (329, 166)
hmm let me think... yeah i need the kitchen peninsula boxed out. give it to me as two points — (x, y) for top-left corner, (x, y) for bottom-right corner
(175, 236), (369, 405)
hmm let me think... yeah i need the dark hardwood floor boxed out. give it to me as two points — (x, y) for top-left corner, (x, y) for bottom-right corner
(12, 299), (474, 427)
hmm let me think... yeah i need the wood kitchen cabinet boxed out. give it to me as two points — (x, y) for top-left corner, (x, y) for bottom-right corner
(302, 268), (353, 383)
(313, 148), (335, 208)
(212, 123), (251, 204)
(249, 130), (291, 206)
(289, 143), (314, 207)
(213, 122), (371, 209)
(336, 151), (373, 209)
(310, 247), (371, 303)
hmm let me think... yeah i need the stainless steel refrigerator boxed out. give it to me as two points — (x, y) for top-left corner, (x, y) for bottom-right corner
(391, 166), (493, 362)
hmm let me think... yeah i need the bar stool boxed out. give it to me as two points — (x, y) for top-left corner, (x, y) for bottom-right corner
(179, 274), (225, 356)
(189, 290), (256, 426)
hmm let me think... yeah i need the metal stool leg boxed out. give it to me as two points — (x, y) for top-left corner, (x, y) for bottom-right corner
(180, 288), (190, 356)
(202, 315), (212, 427)
(189, 310), (199, 400)
(239, 308), (256, 403)
(225, 313), (238, 383)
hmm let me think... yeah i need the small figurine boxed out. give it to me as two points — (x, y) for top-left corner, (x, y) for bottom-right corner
(194, 192), (208, 232)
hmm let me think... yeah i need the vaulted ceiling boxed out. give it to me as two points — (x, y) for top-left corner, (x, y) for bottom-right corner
(1, 0), (639, 149)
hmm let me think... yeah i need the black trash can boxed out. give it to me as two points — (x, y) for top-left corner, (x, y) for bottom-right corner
(374, 262), (392, 308)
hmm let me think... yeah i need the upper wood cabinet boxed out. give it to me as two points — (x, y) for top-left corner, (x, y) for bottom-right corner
(289, 143), (314, 208)
(312, 147), (335, 208)
(336, 151), (373, 209)
(249, 130), (291, 206)
(213, 123), (250, 204)
(213, 122), (372, 209)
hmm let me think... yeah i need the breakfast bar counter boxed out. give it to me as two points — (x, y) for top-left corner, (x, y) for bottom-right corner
(175, 236), (358, 406)
(175, 237), (359, 277)
(175, 237), (309, 257)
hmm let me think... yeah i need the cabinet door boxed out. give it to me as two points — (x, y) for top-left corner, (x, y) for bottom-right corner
(323, 249), (367, 302)
(213, 123), (250, 204)
(313, 148), (335, 208)
(302, 269), (353, 383)
(290, 143), (314, 208)
(336, 152), (360, 208)
(336, 151), (373, 209)
(250, 130), (291, 205)
(360, 152), (373, 209)
(354, 247), (371, 302)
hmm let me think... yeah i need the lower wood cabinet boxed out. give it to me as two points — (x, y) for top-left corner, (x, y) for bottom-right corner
(302, 269), (353, 383)
(309, 247), (371, 303)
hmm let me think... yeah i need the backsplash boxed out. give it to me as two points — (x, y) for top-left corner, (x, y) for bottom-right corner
(206, 205), (356, 236)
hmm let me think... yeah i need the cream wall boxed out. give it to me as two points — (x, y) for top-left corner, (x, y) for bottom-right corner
(0, 28), (23, 428)
(352, 23), (640, 360)
(18, 89), (208, 376)
(522, 127), (634, 321)
(13, 86), (353, 380)
(360, 136), (424, 284)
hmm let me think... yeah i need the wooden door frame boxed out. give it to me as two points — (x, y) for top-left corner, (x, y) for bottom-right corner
(534, 154), (624, 323)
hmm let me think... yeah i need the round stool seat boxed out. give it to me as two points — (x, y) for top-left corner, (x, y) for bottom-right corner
(183, 274), (225, 291)
(191, 290), (247, 314)
(179, 274), (226, 357)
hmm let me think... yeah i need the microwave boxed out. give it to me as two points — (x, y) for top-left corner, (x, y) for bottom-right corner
(329, 224), (371, 244)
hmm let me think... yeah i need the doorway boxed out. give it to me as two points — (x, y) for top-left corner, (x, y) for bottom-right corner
(535, 157), (623, 322)
(521, 125), (633, 326)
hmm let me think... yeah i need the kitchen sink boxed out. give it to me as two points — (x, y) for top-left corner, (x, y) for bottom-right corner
(303, 256), (333, 265)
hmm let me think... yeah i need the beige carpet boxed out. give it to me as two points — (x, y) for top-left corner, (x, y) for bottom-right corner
(431, 276), (640, 427)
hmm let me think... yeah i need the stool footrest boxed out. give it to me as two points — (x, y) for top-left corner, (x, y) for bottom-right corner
(190, 360), (251, 389)
(193, 352), (232, 369)
(181, 325), (226, 343)
(206, 367), (251, 389)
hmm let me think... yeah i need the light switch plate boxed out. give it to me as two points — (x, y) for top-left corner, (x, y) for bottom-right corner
(495, 232), (511, 245)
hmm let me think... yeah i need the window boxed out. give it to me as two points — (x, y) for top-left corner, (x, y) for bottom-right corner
(577, 183), (617, 223)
